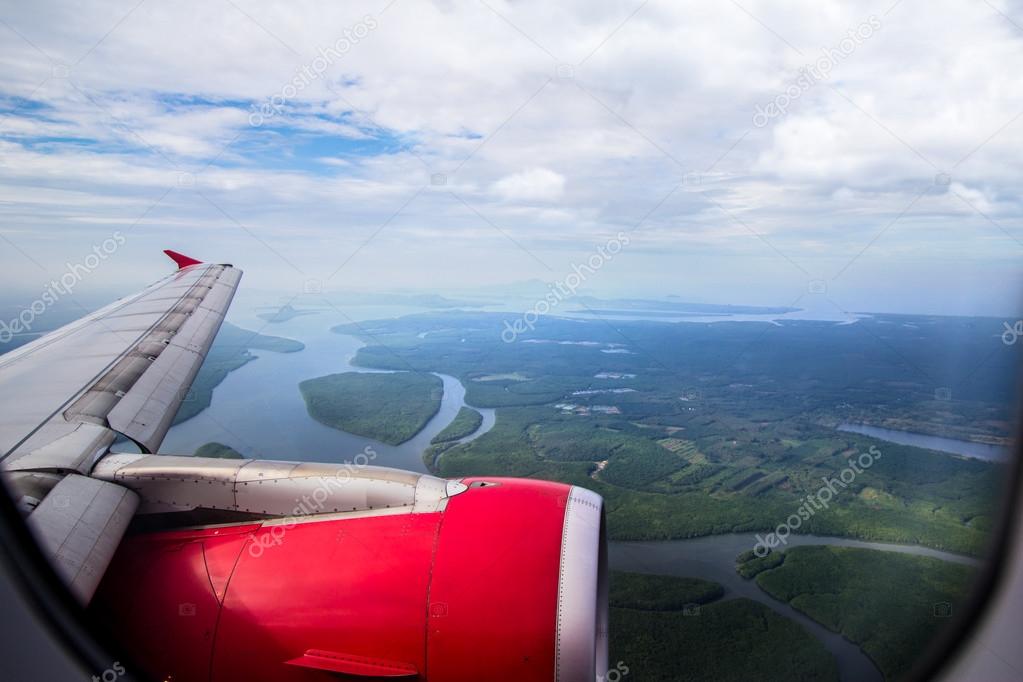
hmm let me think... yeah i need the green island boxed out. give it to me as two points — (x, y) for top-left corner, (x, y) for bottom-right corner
(752, 546), (977, 681)
(610, 571), (838, 681)
(194, 442), (245, 459)
(174, 322), (304, 424)
(299, 371), (443, 445)
(257, 303), (320, 323)
(431, 407), (483, 444)
(736, 548), (784, 579)
(424, 406), (485, 468)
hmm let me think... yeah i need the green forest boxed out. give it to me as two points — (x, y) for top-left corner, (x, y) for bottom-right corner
(431, 406), (483, 444)
(299, 371), (442, 445)
(753, 546), (977, 681)
(331, 311), (1009, 556)
(322, 309), (1012, 680)
(610, 571), (838, 681)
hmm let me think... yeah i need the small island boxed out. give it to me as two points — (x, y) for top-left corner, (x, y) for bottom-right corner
(431, 407), (483, 444)
(299, 371), (443, 445)
(257, 303), (319, 323)
(194, 442), (245, 459)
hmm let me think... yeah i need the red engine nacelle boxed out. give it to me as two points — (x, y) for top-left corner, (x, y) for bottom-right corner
(91, 477), (608, 682)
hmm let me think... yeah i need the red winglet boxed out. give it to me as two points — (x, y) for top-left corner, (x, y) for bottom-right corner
(163, 249), (203, 270)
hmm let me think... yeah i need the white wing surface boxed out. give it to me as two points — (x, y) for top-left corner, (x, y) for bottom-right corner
(0, 253), (241, 602)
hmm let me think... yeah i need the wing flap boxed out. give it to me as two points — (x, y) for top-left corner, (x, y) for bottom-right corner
(106, 342), (210, 454)
(106, 270), (238, 453)
(3, 423), (115, 475)
(26, 474), (139, 603)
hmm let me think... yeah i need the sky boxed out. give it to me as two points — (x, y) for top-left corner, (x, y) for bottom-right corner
(0, 0), (1021, 316)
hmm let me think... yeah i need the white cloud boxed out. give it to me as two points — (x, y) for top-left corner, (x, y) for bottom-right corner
(492, 168), (566, 201)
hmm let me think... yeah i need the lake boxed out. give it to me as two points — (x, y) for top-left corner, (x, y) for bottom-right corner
(838, 423), (1010, 462)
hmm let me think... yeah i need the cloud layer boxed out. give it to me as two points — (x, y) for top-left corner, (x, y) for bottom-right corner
(0, 0), (1021, 314)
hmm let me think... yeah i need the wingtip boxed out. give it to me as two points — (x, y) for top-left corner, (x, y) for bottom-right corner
(163, 249), (203, 270)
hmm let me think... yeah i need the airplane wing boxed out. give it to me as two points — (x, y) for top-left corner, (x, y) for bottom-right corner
(0, 254), (608, 681)
(0, 252), (241, 602)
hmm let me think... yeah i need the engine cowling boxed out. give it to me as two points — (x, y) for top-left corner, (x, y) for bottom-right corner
(90, 464), (607, 682)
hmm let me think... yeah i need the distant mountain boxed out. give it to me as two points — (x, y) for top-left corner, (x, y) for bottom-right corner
(575, 297), (800, 315)
(257, 304), (320, 323)
(323, 291), (488, 308)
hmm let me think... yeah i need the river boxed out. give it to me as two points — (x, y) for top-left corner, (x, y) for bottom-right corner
(609, 533), (980, 682)
(161, 306), (495, 472)
(838, 423), (1009, 462)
